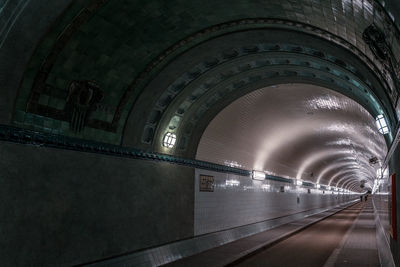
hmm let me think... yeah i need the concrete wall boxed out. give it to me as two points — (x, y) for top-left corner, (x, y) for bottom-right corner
(195, 169), (356, 235)
(0, 141), (194, 267)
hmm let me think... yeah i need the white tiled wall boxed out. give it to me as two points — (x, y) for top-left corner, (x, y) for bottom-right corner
(195, 169), (355, 235)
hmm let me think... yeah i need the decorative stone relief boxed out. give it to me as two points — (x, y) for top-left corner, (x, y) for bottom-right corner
(363, 24), (400, 102)
(64, 80), (104, 132)
(363, 25), (390, 62)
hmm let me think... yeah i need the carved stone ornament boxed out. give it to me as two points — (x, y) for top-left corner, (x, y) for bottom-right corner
(64, 80), (104, 132)
(363, 24), (400, 101)
(362, 24), (390, 61)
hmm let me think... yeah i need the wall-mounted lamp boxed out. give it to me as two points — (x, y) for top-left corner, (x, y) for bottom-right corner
(252, 170), (265, 180)
(162, 132), (177, 148)
(226, 179), (240, 186)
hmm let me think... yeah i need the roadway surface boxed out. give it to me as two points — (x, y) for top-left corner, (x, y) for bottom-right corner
(233, 201), (378, 267)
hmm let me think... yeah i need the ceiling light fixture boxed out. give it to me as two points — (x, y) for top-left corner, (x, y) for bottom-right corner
(375, 114), (389, 134)
(376, 167), (388, 179)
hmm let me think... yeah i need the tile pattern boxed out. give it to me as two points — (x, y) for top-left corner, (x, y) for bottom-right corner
(167, 203), (356, 267)
(13, 0), (400, 144)
(332, 200), (380, 266)
(194, 169), (355, 235)
(86, 192), (356, 267)
(372, 195), (395, 267)
(196, 84), (387, 193)
(143, 39), (395, 155)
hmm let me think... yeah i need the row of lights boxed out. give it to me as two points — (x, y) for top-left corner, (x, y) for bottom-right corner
(252, 170), (349, 192)
(160, 115), (387, 193)
(161, 131), (358, 193)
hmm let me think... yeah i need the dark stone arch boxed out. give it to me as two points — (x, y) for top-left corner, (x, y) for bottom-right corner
(123, 28), (396, 156)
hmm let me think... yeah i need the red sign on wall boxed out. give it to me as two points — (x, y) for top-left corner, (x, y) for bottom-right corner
(390, 173), (397, 240)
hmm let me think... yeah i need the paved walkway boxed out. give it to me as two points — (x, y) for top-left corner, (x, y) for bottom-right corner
(326, 200), (380, 267)
(165, 200), (381, 267)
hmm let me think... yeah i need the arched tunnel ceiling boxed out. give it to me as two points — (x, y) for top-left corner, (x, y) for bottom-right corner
(7, 0), (400, 146)
(123, 28), (394, 158)
(196, 83), (387, 192)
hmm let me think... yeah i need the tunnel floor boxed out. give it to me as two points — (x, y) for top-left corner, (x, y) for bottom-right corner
(166, 200), (380, 267)
(233, 201), (379, 267)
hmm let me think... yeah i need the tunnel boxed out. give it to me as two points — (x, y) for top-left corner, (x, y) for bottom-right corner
(1, 0), (400, 266)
